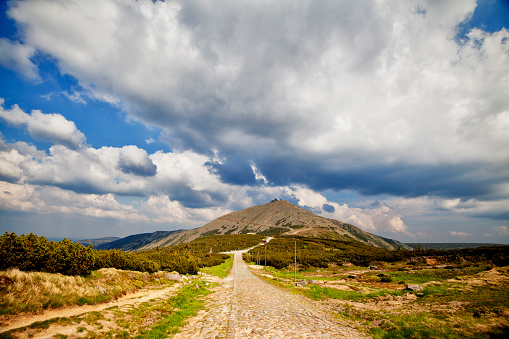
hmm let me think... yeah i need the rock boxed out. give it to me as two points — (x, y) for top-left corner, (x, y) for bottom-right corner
(294, 281), (306, 287)
(165, 273), (183, 282)
(282, 278), (291, 283)
(348, 274), (357, 279)
(96, 286), (108, 295)
(370, 266), (378, 270)
(406, 284), (423, 291)
(309, 280), (320, 284)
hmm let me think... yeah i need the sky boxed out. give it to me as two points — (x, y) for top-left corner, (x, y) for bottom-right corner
(0, 0), (508, 244)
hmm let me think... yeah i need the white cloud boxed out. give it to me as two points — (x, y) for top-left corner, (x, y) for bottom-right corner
(0, 38), (39, 80)
(493, 226), (509, 236)
(286, 186), (410, 234)
(62, 90), (86, 104)
(0, 99), (86, 148)
(448, 231), (472, 237)
(250, 163), (268, 185)
(6, 0), (508, 205)
(0, 181), (147, 221)
(0, 134), (414, 232)
(2, 1), (509, 238)
(118, 145), (157, 176)
(434, 197), (509, 219)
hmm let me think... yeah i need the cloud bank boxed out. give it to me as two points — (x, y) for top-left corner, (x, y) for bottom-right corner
(7, 0), (508, 200)
(1, 0), (507, 241)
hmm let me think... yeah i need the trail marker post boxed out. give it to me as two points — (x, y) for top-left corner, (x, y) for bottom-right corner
(264, 241), (267, 274)
(294, 240), (297, 284)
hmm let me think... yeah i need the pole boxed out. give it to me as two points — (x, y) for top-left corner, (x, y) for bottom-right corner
(264, 242), (267, 274)
(294, 240), (297, 283)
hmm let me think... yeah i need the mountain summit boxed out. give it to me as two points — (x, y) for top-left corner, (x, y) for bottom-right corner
(139, 200), (410, 250)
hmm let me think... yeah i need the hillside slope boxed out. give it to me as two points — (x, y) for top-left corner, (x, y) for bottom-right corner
(77, 237), (120, 247)
(96, 230), (182, 251)
(140, 200), (411, 250)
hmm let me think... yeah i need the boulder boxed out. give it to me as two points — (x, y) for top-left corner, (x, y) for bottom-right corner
(294, 281), (306, 287)
(406, 284), (423, 291)
(370, 266), (378, 270)
(165, 273), (183, 282)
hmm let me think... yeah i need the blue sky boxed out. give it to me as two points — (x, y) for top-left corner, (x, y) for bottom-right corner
(1, 0), (508, 243)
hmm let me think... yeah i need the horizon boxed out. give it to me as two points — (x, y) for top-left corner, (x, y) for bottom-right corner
(1, 0), (508, 244)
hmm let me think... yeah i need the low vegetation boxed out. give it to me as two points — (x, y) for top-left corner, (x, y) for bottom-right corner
(1, 280), (212, 339)
(200, 255), (234, 278)
(248, 242), (509, 338)
(0, 267), (176, 316)
(247, 235), (509, 268)
(0, 232), (263, 276)
(0, 232), (245, 317)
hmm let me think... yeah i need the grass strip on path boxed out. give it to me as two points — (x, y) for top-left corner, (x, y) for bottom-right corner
(200, 254), (233, 278)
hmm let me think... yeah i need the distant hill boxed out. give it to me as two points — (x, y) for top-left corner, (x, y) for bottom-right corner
(405, 243), (502, 250)
(96, 230), (182, 251)
(138, 200), (412, 251)
(77, 237), (120, 247)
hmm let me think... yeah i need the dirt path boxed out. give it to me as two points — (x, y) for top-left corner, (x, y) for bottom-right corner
(0, 283), (181, 334)
(175, 251), (370, 338)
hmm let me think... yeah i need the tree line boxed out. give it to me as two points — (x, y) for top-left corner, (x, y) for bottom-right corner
(248, 236), (509, 269)
(0, 232), (231, 276)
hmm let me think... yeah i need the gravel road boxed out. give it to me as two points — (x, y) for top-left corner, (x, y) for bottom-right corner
(174, 251), (370, 338)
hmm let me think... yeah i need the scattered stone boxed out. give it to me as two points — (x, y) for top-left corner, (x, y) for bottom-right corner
(406, 284), (423, 291)
(405, 293), (417, 300)
(96, 286), (108, 295)
(295, 281), (306, 287)
(165, 273), (183, 282)
(370, 266), (378, 270)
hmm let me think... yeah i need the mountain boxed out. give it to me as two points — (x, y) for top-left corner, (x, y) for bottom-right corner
(405, 243), (501, 250)
(77, 237), (120, 247)
(138, 200), (412, 251)
(96, 230), (182, 251)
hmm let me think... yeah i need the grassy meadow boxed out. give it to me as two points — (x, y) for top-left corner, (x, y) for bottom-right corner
(249, 257), (509, 338)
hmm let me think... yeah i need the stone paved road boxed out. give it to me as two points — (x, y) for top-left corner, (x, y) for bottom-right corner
(174, 251), (370, 338)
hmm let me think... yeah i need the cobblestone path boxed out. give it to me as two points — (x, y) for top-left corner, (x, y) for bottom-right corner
(174, 251), (370, 338)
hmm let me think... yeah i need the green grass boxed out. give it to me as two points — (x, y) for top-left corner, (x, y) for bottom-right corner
(134, 280), (211, 338)
(370, 313), (460, 339)
(1, 280), (213, 339)
(387, 265), (491, 285)
(200, 254), (233, 278)
(305, 285), (404, 301)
